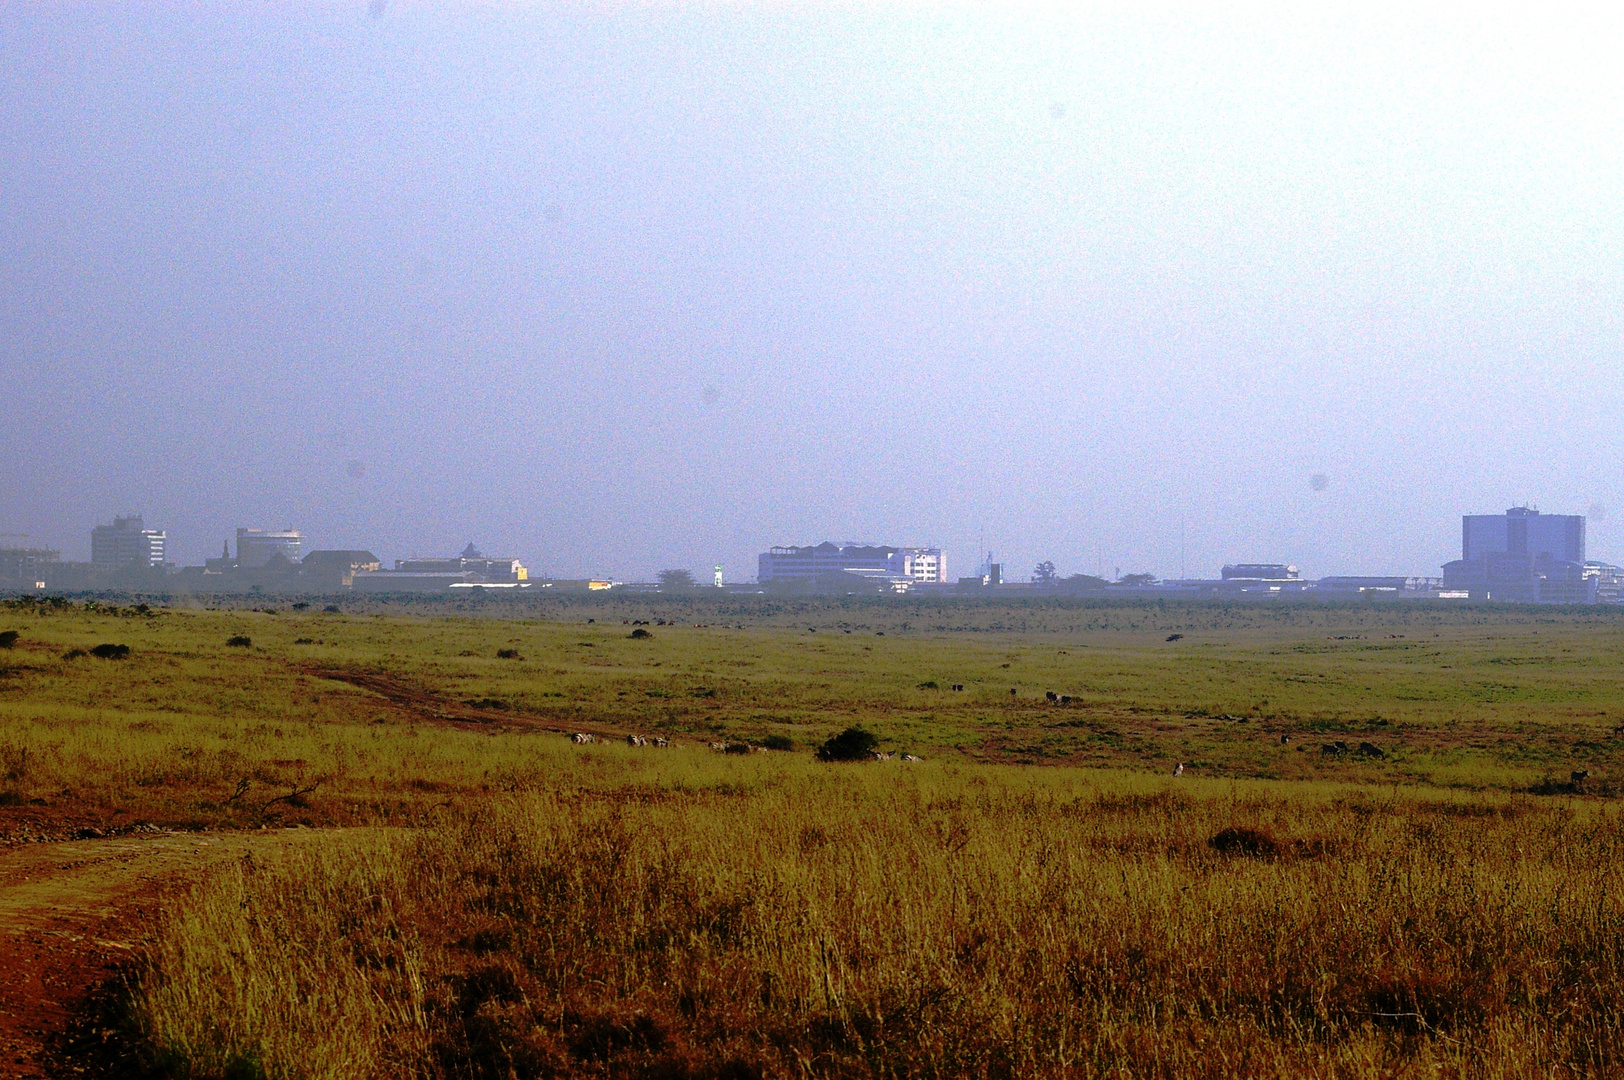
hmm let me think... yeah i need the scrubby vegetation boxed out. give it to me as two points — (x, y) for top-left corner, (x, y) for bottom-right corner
(136, 769), (1624, 1078)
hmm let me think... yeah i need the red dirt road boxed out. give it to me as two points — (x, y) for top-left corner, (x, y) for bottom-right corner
(0, 829), (331, 1078)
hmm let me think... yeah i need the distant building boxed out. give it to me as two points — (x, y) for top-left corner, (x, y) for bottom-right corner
(1443, 507), (1589, 602)
(237, 528), (302, 569)
(758, 543), (944, 588)
(1162, 562), (1313, 596)
(0, 547), (59, 586)
(353, 542), (528, 592)
(1463, 507), (1583, 565)
(91, 515), (167, 568)
(1221, 563), (1299, 581)
(1315, 576), (1407, 597)
(1585, 562), (1624, 604)
(957, 560), (1003, 589)
(301, 550), (381, 589)
(394, 543), (527, 582)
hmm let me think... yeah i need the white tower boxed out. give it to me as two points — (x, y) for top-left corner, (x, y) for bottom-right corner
(714, 564), (723, 588)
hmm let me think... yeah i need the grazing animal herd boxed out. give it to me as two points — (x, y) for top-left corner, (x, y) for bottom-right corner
(567, 731), (925, 762)
(561, 683), (1597, 786)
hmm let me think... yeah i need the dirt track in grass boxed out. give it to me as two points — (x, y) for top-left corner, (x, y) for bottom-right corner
(0, 829), (339, 1078)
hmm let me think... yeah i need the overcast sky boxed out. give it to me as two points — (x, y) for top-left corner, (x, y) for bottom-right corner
(4, 4), (1623, 581)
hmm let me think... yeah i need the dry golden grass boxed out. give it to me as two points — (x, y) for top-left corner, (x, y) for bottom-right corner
(134, 757), (1624, 1079)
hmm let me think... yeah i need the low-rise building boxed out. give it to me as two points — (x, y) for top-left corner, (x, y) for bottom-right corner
(0, 547), (59, 588)
(394, 543), (527, 582)
(300, 550), (382, 589)
(758, 542), (944, 589)
(352, 543), (529, 592)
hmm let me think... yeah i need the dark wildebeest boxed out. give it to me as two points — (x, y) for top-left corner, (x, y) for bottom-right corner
(1572, 769), (1590, 785)
(1045, 691), (1059, 703)
(1357, 742), (1385, 759)
(1279, 734), (1290, 745)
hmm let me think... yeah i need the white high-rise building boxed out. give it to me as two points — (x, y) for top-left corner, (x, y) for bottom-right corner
(901, 548), (945, 584)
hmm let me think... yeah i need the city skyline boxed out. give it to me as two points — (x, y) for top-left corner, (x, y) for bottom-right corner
(6, 502), (1618, 590)
(5, 8), (1623, 590)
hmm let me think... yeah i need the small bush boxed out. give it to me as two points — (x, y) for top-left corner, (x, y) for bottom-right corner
(762, 734), (795, 752)
(917, 680), (939, 689)
(323, 605), (340, 613)
(225, 636), (252, 648)
(90, 643), (132, 659)
(1209, 826), (1283, 860)
(0, 630), (19, 649)
(628, 629), (652, 640)
(816, 726), (879, 762)
(1, 742), (29, 781)
(496, 648), (521, 659)
(61, 648), (86, 660)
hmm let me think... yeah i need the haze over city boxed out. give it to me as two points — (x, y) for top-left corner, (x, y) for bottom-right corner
(5, 5), (1624, 580)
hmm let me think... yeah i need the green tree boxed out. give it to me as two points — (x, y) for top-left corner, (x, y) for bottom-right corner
(816, 726), (880, 762)
(657, 569), (697, 590)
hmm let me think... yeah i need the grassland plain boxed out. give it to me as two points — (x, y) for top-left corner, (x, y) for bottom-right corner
(3, 595), (1623, 839)
(4, 594), (1624, 1076)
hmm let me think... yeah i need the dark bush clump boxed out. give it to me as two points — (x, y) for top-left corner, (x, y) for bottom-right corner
(1166, 633), (1184, 642)
(61, 648), (87, 660)
(323, 604), (340, 613)
(762, 734), (795, 752)
(917, 680), (939, 689)
(817, 726), (880, 762)
(496, 648), (521, 659)
(89, 643), (131, 659)
(0, 630), (19, 649)
(226, 636), (252, 648)
(628, 629), (652, 640)
(1209, 826), (1283, 860)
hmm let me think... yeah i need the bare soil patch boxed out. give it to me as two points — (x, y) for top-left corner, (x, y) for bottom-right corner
(0, 829), (339, 1077)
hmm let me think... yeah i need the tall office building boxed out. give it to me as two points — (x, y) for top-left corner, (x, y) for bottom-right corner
(90, 515), (167, 568)
(1463, 506), (1584, 565)
(1445, 507), (1587, 602)
(236, 528), (303, 568)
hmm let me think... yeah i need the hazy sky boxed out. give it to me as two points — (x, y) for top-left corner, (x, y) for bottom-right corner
(4, 4), (1623, 581)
